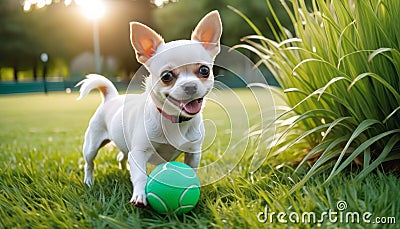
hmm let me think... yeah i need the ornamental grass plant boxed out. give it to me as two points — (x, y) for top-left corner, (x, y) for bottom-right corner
(235, 0), (400, 187)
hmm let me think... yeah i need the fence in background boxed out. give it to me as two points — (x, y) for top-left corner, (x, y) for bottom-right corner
(0, 71), (279, 95)
(0, 77), (129, 94)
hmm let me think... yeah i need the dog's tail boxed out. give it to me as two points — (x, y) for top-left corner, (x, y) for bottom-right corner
(75, 74), (119, 103)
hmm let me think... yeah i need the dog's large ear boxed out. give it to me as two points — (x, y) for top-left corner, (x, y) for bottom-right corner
(191, 10), (222, 59)
(130, 22), (164, 64)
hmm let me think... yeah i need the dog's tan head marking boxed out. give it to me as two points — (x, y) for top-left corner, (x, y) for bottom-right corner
(130, 11), (222, 118)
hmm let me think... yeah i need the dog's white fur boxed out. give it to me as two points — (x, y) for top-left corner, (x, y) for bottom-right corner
(76, 11), (222, 207)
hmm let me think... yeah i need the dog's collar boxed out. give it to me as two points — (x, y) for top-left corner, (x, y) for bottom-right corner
(156, 107), (192, 123)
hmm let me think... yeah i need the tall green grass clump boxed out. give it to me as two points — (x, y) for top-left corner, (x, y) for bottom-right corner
(235, 0), (400, 186)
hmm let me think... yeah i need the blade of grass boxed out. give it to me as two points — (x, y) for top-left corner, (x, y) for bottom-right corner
(328, 119), (381, 179)
(334, 129), (400, 175)
(356, 134), (400, 180)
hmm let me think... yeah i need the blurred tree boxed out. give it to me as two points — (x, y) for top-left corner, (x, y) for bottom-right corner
(0, 0), (154, 81)
(100, 0), (155, 77)
(0, 0), (93, 81)
(0, 0), (41, 81)
(0, 0), (292, 81)
(152, 0), (292, 46)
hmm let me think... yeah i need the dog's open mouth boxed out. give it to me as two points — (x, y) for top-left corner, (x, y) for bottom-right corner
(167, 96), (204, 115)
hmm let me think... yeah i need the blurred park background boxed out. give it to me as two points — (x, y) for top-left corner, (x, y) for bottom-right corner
(0, 0), (291, 94)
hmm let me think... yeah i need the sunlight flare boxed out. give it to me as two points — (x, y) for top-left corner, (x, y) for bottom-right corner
(80, 0), (106, 20)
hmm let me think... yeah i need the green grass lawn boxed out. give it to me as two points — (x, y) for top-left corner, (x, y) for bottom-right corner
(0, 91), (399, 228)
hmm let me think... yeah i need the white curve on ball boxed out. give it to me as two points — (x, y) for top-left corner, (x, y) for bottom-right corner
(165, 163), (197, 178)
(179, 184), (199, 204)
(146, 169), (164, 187)
(147, 164), (198, 187)
(147, 192), (168, 212)
(166, 168), (197, 179)
(173, 205), (194, 214)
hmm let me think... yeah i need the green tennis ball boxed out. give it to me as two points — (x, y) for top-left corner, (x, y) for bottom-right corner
(145, 162), (200, 215)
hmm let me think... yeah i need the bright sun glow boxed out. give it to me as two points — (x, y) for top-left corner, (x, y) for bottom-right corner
(80, 0), (106, 20)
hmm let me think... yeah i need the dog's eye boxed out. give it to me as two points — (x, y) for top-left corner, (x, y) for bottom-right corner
(198, 65), (210, 78)
(160, 70), (175, 83)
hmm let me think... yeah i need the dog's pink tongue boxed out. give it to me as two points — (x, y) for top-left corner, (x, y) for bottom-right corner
(182, 99), (203, 115)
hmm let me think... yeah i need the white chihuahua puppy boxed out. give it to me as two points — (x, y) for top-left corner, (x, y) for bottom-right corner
(76, 11), (222, 207)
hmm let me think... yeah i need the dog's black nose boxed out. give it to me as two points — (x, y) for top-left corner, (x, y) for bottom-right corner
(183, 83), (198, 95)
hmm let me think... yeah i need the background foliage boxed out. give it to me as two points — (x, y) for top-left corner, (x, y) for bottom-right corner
(152, 0), (291, 47)
(238, 0), (400, 186)
(0, 0), (153, 79)
(0, 0), (293, 80)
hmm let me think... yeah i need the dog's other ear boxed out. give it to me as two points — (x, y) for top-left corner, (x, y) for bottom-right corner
(130, 22), (164, 64)
(191, 10), (222, 59)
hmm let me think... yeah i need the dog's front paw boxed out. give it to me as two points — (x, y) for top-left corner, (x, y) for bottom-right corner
(130, 192), (147, 208)
(84, 174), (94, 186)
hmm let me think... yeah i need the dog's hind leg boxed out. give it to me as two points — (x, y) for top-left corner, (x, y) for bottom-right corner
(82, 125), (109, 186)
